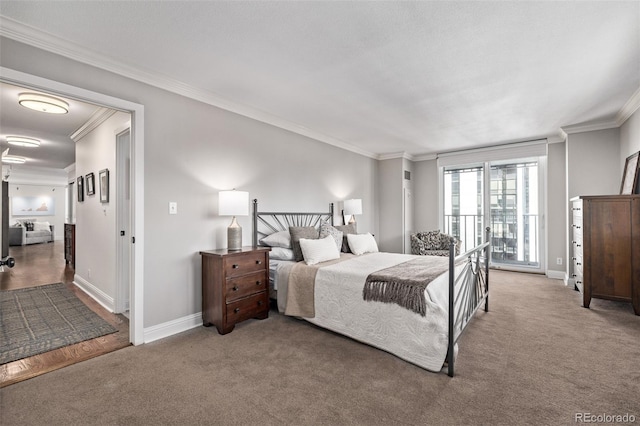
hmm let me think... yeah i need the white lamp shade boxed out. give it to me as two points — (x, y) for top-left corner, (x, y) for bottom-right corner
(218, 190), (249, 216)
(343, 199), (362, 216)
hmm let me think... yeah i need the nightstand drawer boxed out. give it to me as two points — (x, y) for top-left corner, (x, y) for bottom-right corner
(226, 292), (268, 324)
(224, 253), (267, 278)
(226, 271), (268, 301)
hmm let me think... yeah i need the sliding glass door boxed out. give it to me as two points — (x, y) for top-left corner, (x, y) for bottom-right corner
(443, 158), (544, 272)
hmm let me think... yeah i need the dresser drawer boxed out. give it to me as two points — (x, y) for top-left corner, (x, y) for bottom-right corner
(226, 292), (268, 324)
(224, 253), (267, 278)
(226, 271), (268, 302)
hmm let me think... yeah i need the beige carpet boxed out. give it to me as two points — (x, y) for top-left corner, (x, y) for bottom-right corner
(1, 270), (638, 425)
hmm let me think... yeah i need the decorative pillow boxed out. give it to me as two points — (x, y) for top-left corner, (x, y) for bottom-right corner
(260, 230), (291, 248)
(347, 233), (379, 255)
(299, 235), (340, 265)
(334, 223), (357, 252)
(33, 221), (51, 231)
(269, 247), (295, 261)
(289, 226), (319, 261)
(319, 221), (343, 251)
(25, 221), (34, 231)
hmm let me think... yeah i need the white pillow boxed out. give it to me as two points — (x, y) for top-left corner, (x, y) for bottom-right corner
(299, 235), (340, 265)
(33, 221), (51, 231)
(269, 247), (295, 261)
(347, 233), (379, 255)
(260, 230), (291, 248)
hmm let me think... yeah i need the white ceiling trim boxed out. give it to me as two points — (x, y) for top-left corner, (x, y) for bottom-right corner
(561, 120), (619, 135)
(616, 85), (640, 126)
(378, 152), (415, 161)
(70, 107), (116, 142)
(0, 16), (378, 159)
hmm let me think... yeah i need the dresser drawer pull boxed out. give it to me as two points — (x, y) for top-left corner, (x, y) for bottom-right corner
(234, 308), (240, 313)
(576, 281), (582, 285)
(576, 262), (582, 266)
(575, 244), (581, 247)
(232, 285), (239, 291)
(258, 300), (263, 306)
(255, 260), (262, 265)
(575, 226), (581, 229)
(232, 264), (239, 269)
(256, 281), (261, 286)
(572, 274), (576, 278)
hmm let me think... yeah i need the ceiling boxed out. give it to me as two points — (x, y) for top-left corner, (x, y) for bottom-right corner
(0, 82), (101, 171)
(0, 1), (639, 163)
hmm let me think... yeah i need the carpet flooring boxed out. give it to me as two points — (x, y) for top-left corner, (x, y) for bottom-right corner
(0, 283), (117, 364)
(0, 271), (639, 425)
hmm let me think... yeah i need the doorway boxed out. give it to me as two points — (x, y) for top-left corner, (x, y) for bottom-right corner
(0, 66), (145, 344)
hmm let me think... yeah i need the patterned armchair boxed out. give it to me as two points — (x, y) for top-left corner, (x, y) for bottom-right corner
(410, 230), (461, 257)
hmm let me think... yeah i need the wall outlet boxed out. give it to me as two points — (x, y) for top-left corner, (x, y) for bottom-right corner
(556, 257), (563, 265)
(169, 202), (177, 215)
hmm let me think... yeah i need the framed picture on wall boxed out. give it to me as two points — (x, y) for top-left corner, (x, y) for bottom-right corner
(77, 176), (84, 202)
(620, 151), (640, 195)
(86, 172), (95, 195)
(99, 168), (109, 203)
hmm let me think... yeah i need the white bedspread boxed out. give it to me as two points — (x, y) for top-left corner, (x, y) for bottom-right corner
(278, 252), (454, 372)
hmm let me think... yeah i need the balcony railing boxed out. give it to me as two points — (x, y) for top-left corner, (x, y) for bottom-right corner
(444, 213), (539, 266)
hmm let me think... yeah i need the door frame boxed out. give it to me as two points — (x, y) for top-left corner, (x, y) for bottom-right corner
(115, 126), (131, 314)
(0, 66), (145, 345)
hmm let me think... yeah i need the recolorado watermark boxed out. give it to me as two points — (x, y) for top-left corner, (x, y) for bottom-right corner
(575, 412), (636, 423)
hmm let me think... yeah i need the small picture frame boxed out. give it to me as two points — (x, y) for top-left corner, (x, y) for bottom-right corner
(99, 169), (109, 203)
(620, 151), (640, 195)
(86, 172), (95, 195)
(77, 176), (84, 202)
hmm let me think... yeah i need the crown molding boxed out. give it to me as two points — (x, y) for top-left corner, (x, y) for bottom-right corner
(546, 130), (567, 144)
(411, 153), (438, 162)
(561, 119), (619, 135)
(377, 152), (416, 161)
(70, 107), (117, 141)
(2, 164), (68, 186)
(616, 85), (640, 126)
(0, 16), (378, 159)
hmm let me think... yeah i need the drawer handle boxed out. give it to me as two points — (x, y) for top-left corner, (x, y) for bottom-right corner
(232, 264), (239, 269)
(256, 281), (261, 286)
(255, 260), (262, 265)
(575, 226), (581, 229)
(575, 244), (581, 247)
(576, 281), (582, 284)
(232, 285), (239, 291)
(576, 262), (582, 266)
(258, 300), (263, 306)
(572, 257), (576, 261)
(234, 308), (240, 313)
(572, 274), (576, 278)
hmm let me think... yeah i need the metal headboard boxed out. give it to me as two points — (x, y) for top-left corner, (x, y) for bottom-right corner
(252, 199), (334, 246)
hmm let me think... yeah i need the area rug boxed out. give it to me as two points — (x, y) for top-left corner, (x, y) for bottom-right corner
(0, 283), (117, 364)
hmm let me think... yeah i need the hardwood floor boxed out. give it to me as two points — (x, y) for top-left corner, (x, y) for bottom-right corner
(0, 240), (130, 388)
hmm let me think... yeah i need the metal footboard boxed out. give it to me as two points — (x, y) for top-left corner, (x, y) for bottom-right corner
(447, 227), (491, 377)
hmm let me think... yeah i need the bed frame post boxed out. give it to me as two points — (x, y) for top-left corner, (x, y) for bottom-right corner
(485, 227), (491, 312)
(252, 199), (258, 247)
(447, 236), (456, 377)
(329, 203), (334, 225)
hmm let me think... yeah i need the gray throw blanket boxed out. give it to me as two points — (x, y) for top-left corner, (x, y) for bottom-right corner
(363, 256), (450, 316)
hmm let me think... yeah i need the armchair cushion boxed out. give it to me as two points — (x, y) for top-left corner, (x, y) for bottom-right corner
(410, 230), (461, 256)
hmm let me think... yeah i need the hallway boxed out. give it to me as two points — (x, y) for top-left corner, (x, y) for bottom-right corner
(0, 241), (130, 387)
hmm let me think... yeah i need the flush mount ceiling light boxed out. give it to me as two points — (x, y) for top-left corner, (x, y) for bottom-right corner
(18, 93), (69, 114)
(2, 155), (27, 164)
(6, 136), (41, 148)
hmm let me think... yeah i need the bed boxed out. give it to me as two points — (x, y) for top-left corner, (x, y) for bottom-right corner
(252, 199), (490, 376)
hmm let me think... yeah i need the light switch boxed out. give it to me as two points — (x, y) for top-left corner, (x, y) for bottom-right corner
(169, 202), (177, 215)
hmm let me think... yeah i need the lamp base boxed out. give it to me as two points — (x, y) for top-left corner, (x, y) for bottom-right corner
(227, 217), (242, 251)
(348, 215), (357, 225)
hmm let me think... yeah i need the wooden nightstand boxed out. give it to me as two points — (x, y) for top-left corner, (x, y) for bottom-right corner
(200, 246), (271, 334)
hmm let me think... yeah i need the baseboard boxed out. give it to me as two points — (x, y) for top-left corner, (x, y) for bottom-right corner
(73, 275), (115, 312)
(546, 269), (567, 282)
(143, 312), (202, 344)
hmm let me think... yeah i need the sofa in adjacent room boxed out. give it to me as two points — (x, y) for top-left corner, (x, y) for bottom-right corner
(8, 220), (55, 246)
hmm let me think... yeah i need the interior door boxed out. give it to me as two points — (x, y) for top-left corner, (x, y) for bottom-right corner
(115, 128), (131, 313)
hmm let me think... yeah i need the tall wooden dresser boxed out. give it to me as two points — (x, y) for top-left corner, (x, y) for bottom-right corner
(571, 195), (640, 315)
(64, 223), (76, 268)
(200, 247), (271, 334)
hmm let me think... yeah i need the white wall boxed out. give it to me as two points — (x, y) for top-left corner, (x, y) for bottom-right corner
(75, 111), (129, 304)
(8, 183), (65, 240)
(566, 128), (621, 200)
(0, 37), (378, 329)
(412, 159), (439, 232)
(620, 108), (640, 166)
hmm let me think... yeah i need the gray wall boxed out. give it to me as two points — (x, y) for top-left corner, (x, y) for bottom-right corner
(620, 108), (640, 164)
(546, 142), (566, 275)
(377, 158), (403, 253)
(412, 159), (439, 232)
(0, 37), (378, 329)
